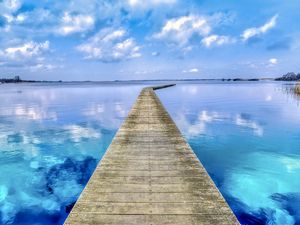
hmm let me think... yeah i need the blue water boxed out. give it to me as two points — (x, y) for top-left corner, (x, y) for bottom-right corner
(0, 82), (300, 225)
(0, 83), (142, 225)
(157, 82), (300, 225)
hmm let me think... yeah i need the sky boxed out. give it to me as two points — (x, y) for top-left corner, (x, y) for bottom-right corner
(0, 0), (300, 81)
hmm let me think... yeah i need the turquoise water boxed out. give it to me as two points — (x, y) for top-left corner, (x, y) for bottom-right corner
(157, 82), (300, 225)
(0, 82), (299, 225)
(0, 83), (142, 225)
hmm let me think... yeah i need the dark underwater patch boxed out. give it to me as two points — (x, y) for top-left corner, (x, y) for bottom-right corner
(13, 209), (62, 225)
(42, 156), (97, 223)
(238, 211), (268, 225)
(226, 196), (268, 225)
(65, 202), (76, 213)
(45, 156), (97, 187)
(0, 156), (97, 225)
(271, 192), (300, 224)
(7, 133), (24, 144)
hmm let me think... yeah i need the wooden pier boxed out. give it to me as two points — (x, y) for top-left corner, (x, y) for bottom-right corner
(64, 86), (239, 225)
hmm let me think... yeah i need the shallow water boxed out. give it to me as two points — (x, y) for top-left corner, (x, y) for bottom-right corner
(157, 82), (300, 225)
(0, 82), (299, 225)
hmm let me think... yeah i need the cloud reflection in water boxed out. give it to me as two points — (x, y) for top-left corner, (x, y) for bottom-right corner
(157, 82), (300, 225)
(0, 83), (142, 225)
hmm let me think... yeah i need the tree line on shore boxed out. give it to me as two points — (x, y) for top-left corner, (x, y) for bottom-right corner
(275, 72), (300, 81)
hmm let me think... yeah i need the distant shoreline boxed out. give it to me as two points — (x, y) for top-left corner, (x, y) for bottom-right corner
(0, 78), (274, 84)
(1, 75), (300, 84)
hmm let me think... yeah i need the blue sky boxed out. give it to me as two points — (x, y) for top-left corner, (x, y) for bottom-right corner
(0, 0), (299, 81)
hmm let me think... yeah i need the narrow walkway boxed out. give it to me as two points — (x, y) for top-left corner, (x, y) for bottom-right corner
(64, 86), (239, 225)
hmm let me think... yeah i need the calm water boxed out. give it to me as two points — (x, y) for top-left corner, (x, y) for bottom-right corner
(0, 83), (142, 225)
(157, 82), (300, 225)
(0, 82), (300, 225)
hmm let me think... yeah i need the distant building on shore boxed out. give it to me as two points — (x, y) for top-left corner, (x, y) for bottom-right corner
(14, 76), (21, 82)
(0, 76), (22, 83)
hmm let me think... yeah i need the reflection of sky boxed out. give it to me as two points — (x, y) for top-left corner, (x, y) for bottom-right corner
(0, 83), (144, 225)
(157, 82), (300, 225)
(1, 82), (300, 225)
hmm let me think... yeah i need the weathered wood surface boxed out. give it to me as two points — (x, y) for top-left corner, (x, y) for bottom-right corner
(64, 86), (239, 225)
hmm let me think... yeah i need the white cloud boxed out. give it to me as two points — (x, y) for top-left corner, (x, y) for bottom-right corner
(265, 95), (272, 101)
(182, 68), (199, 73)
(153, 15), (211, 46)
(151, 51), (160, 56)
(0, 0), (22, 32)
(3, 0), (21, 12)
(0, 41), (59, 71)
(241, 14), (278, 41)
(269, 58), (278, 65)
(178, 110), (223, 137)
(202, 35), (235, 47)
(58, 12), (94, 35)
(0, 105), (57, 121)
(77, 27), (141, 62)
(0, 41), (49, 60)
(15, 14), (26, 23)
(2, 14), (13, 23)
(65, 125), (101, 142)
(29, 63), (60, 71)
(236, 114), (263, 137)
(265, 58), (278, 68)
(199, 111), (222, 123)
(82, 104), (105, 116)
(281, 157), (300, 173)
(128, 0), (176, 7)
(115, 102), (128, 117)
